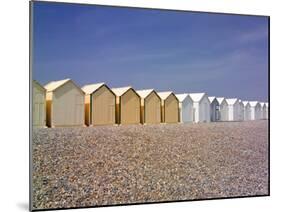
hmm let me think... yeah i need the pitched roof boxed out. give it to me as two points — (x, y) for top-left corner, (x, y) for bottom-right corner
(242, 101), (249, 106)
(33, 80), (46, 91)
(44, 78), (71, 92)
(208, 96), (216, 103)
(249, 101), (260, 107)
(188, 93), (206, 102)
(111, 86), (132, 96)
(136, 89), (154, 98)
(157, 91), (173, 100)
(81, 82), (105, 94)
(216, 97), (226, 105)
(175, 93), (189, 102)
(225, 98), (239, 105)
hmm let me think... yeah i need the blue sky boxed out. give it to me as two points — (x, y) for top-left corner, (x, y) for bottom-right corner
(32, 2), (269, 101)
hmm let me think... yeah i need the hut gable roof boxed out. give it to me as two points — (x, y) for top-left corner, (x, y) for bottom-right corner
(44, 78), (71, 92)
(111, 86), (133, 97)
(226, 98), (239, 105)
(33, 80), (46, 91)
(242, 101), (250, 106)
(188, 93), (207, 102)
(157, 91), (173, 100)
(216, 97), (226, 105)
(44, 78), (84, 94)
(249, 101), (260, 107)
(136, 89), (154, 98)
(175, 93), (190, 102)
(208, 96), (217, 103)
(81, 82), (105, 94)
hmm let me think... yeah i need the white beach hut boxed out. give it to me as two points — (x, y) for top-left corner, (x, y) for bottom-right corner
(217, 97), (228, 121)
(260, 102), (267, 119)
(249, 101), (262, 120)
(189, 93), (210, 123)
(208, 96), (220, 122)
(225, 98), (240, 121)
(175, 93), (193, 123)
(243, 101), (251, 121)
(265, 102), (269, 119)
(32, 80), (46, 128)
(238, 100), (244, 121)
(45, 79), (85, 128)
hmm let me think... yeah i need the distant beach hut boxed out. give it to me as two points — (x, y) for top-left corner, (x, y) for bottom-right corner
(238, 99), (244, 121)
(225, 98), (240, 121)
(157, 91), (179, 123)
(175, 93), (193, 123)
(45, 79), (85, 127)
(189, 93), (210, 123)
(243, 101), (251, 121)
(217, 97), (228, 121)
(32, 80), (46, 128)
(111, 86), (141, 125)
(136, 89), (161, 124)
(82, 83), (116, 126)
(208, 96), (220, 122)
(260, 102), (267, 120)
(265, 103), (268, 119)
(249, 101), (262, 120)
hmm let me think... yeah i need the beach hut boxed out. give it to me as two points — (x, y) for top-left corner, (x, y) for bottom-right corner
(208, 97), (220, 122)
(260, 102), (267, 119)
(175, 93), (193, 123)
(82, 83), (116, 126)
(249, 101), (262, 120)
(158, 91), (179, 123)
(217, 97), (228, 121)
(111, 86), (141, 125)
(225, 98), (240, 121)
(265, 103), (269, 119)
(136, 89), (161, 124)
(189, 93), (210, 123)
(238, 100), (244, 121)
(32, 80), (46, 128)
(243, 101), (251, 121)
(45, 79), (85, 127)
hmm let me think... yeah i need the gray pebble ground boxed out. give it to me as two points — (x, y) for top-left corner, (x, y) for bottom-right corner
(32, 120), (268, 210)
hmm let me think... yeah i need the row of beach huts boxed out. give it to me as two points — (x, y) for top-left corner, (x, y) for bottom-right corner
(32, 79), (268, 128)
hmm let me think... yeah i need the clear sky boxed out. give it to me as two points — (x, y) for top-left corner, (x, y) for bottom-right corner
(32, 1), (269, 102)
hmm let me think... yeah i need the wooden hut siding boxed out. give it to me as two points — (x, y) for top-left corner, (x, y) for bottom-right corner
(226, 99), (240, 121)
(164, 94), (179, 123)
(120, 89), (140, 124)
(143, 92), (161, 124)
(176, 94), (193, 123)
(91, 86), (115, 126)
(243, 102), (251, 121)
(209, 97), (219, 122)
(189, 93), (210, 123)
(45, 79), (85, 127)
(32, 81), (46, 127)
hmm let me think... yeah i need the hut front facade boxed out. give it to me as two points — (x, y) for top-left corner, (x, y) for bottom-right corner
(112, 86), (141, 125)
(176, 93), (193, 123)
(265, 103), (268, 119)
(238, 100), (244, 121)
(249, 101), (262, 120)
(217, 97), (228, 121)
(243, 101), (251, 121)
(158, 92), (179, 123)
(189, 93), (210, 123)
(208, 97), (220, 122)
(225, 98), (240, 121)
(82, 83), (116, 126)
(45, 79), (85, 127)
(32, 80), (46, 128)
(136, 89), (161, 124)
(261, 102), (267, 119)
